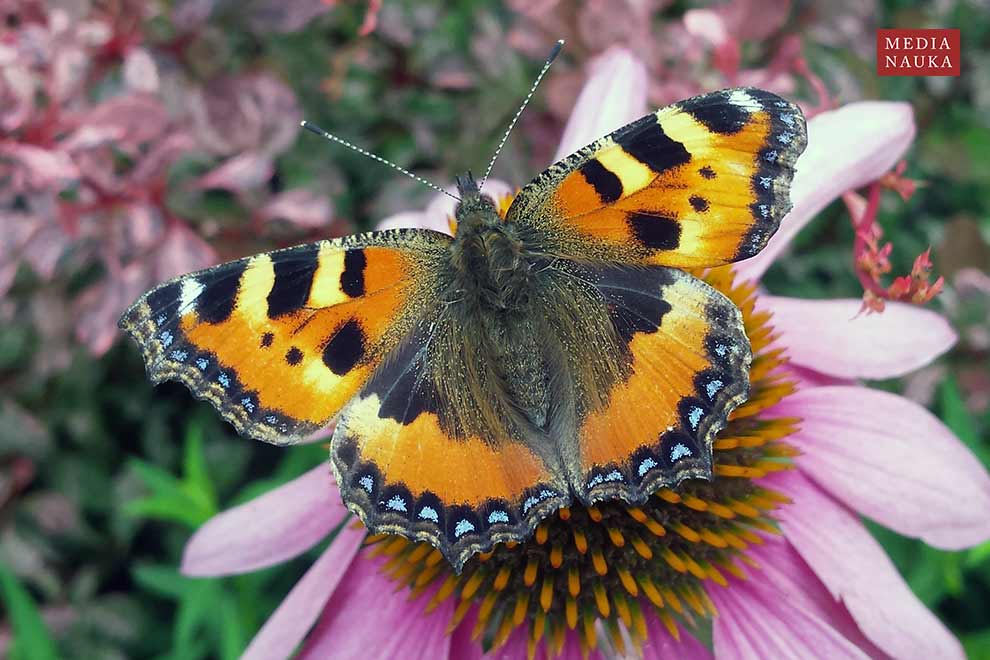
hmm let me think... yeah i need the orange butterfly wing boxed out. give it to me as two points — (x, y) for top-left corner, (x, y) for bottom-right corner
(507, 88), (806, 268)
(331, 314), (570, 573)
(118, 229), (450, 443)
(549, 263), (750, 505)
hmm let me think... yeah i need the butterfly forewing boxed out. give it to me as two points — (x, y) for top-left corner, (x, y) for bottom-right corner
(118, 229), (450, 444)
(507, 88), (807, 268)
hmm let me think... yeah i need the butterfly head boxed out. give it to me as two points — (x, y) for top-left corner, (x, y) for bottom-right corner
(454, 171), (500, 233)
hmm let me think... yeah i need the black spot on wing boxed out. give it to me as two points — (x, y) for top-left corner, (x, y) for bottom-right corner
(260, 332), (274, 348)
(322, 319), (365, 375)
(579, 159), (623, 203)
(285, 346), (303, 365)
(340, 249), (367, 298)
(267, 243), (320, 318)
(689, 195), (709, 212)
(348, 460), (382, 501)
(628, 212), (681, 250)
(197, 261), (246, 324)
(698, 165), (716, 180)
(613, 117), (691, 174)
(681, 91), (751, 134)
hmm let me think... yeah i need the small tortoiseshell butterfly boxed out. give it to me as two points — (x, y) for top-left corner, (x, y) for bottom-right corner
(120, 87), (807, 572)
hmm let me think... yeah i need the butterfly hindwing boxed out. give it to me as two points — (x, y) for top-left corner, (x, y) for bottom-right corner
(507, 88), (807, 268)
(331, 312), (570, 573)
(555, 262), (751, 505)
(118, 229), (451, 444)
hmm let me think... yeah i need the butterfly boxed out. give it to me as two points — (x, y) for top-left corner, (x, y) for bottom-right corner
(120, 87), (806, 573)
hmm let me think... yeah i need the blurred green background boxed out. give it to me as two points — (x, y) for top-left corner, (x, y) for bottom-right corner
(1, 1), (988, 658)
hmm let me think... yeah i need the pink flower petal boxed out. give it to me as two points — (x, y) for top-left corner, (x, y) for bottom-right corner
(761, 295), (956, 379)
(642, 615), (712, 659)
(76, 93), (170, 147)
(767, 469), (965, 660)
(242, 525), (364, 660)
(711, 572), (871, 660)
(735, 101), (916, 282)
(775, 386), (990, 549)
(781, 364), (855, 391)
(181, 465), (347, 576)
(189, 73), (300, 157)
(376, 210), (438, 233)
(553, 46), (648, 161)
(741, 535), (884, 656)
(448, 607), (485, 660)
(299, 553), (453, 659)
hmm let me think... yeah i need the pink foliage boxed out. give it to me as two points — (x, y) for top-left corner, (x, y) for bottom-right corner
(0, 1), (334, 356)
(508, 0), (829, 121)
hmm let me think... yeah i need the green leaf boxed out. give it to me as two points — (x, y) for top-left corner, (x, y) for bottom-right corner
(128, 458), (186, 500)
(963, 628), (990, 660)
(967, 539), (990, 567)
(218, 593), (247, 660)
(125, 426), (220, 528)
(124, 496), (209, 528)
(0, 562), (60, 660)
(180, 421), (218, 516)
(939, 377), (987, 461)
(175, 579), (221, 656)
(132, 563), (190, 600)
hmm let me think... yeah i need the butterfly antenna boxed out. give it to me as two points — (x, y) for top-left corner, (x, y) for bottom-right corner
(299, 121), (460, 202)
(479, 39), (564, 192)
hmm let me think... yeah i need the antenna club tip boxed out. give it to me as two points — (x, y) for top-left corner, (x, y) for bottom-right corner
(299, 120), (326, 137)
(549, 39), (565, 60)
